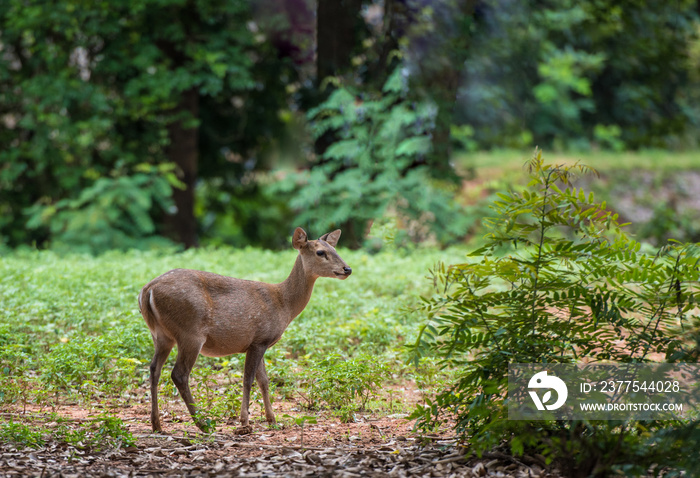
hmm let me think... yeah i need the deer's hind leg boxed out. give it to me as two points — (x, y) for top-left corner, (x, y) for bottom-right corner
(171, 338), (210, 432)
(149, 333), (175, 432)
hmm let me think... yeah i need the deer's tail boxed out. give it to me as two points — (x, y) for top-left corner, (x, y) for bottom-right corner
(138, 285), (160, 332)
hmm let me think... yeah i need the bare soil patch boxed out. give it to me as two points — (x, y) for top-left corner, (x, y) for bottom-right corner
(1, 385), (563, 478)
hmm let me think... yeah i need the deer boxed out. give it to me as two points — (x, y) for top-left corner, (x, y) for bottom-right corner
(138, 227), (351, 434)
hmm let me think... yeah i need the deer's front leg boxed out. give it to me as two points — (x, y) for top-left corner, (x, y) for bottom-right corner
(256, 359), (276, 424)
(239, 345), (267, 429)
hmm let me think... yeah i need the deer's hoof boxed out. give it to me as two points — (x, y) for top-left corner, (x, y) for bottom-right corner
(234, 425), (253, 436)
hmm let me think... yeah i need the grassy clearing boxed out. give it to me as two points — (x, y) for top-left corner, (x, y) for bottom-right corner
(458, 149), (700, 175)
(456, 149), (700, 246)
(0, 245), (466, 431)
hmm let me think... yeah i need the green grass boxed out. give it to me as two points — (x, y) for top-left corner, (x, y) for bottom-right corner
(0, 415), (135, 450)
(0, 245), (463, 349)
(457, 149), (700, 175)
(0, 244), (467, 422)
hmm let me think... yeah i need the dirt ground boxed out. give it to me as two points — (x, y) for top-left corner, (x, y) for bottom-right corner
(0, 384), (563, 478)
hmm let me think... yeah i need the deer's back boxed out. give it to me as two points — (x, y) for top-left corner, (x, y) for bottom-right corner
(140, 269), (288, 356)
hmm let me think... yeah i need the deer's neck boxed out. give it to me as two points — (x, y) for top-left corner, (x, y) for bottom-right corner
(279, 255), (317, 323)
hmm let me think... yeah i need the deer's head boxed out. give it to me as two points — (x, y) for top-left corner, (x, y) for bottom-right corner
(292, 227), (352, 280)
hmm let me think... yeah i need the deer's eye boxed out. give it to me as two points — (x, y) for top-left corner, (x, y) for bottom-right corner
(316, 250), (326, 257)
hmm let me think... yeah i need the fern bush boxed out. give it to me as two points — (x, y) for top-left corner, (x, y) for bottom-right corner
(409, 150), (700, 475)
(277, 66), (469, 247)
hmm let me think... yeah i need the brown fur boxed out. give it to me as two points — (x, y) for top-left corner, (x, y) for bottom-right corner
(139, 228), (351, 432)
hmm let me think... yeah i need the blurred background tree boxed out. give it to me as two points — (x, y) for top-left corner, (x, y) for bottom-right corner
(458, 0), (699, 150)
(1, 0), (699, 252)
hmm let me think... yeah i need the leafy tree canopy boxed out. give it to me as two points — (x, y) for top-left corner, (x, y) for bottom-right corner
(0, 0), (260, 251)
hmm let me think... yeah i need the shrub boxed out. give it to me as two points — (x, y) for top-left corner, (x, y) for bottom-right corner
(89, 415), (136, 450)
(409, 150), (700, 475)
(49, 414), (135, 450)
(275, 66), (470, 247)
(25, 167), (177, 253)
(302, 353), (387, 422)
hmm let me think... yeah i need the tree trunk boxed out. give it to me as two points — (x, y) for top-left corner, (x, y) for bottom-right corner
(316, 0), (363, 82)
(429, 66), (463, 180)
(166, 88), (200, 249)
(314, 0), (363, 158)
(422, 0), (477, 181)
(315, 0), (366, 247)
(367, 0), (406, 88)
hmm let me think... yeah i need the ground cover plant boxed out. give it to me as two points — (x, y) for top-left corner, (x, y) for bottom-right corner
(0, 243), (461, 433)
(3, 241), (513, 475)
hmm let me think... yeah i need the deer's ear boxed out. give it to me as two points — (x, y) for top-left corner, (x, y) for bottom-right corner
(292, 227), (308, 250)
(319, 229), (341, 247)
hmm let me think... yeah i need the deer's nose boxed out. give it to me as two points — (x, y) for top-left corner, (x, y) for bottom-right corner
(343, 267), (352, 275)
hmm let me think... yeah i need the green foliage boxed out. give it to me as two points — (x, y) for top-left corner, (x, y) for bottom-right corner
(0, 415), (135, 451)
(41, 330), (144, 401)
(190, 359), (245, 428)
(91, 415), (136, 450)
(0, 326), (35, 409)
(409, 150), (700, 473)
(302, 353), (388, 422)
(649, 421), (700, 476)
(592, 124), (625, 152)
(26, 167), (177, 253)
(2, 0), (699, 252)
(450, 124), (478, 154)
(459, 0), (699, 149)
(277, 66), (469, 247)
(639, 201), (700, 246)
(410, 357), (455, 407)
(197, 176), (293, 250)
(0, 421), (45, 449)
(283, 413), (318, 428)
(0, 0), (258, 251)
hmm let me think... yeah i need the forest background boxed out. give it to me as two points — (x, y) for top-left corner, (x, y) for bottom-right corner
(2, 0), (700, 252)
